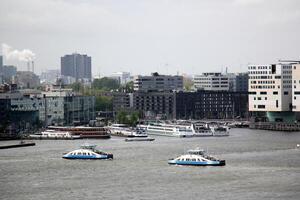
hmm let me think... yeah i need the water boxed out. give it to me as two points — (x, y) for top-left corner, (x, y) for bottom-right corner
(0, 129), (300, 200)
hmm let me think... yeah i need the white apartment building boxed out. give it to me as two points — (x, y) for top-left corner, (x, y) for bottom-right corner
(194, 73), (229, 91)
(248, 63), (293, 112)
(292, 64), (300, 111)
(133, 72), (183, 92)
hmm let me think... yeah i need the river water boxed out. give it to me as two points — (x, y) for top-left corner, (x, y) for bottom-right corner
(0, 128), (300, 200)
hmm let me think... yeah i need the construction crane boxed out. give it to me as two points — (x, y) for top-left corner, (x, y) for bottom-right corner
(278, 59), (300, 63)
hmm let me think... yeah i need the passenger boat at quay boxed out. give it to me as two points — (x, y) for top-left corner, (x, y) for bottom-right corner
(47, 126), (110, 139)
(63, 144), (113, 160)
(168, 148), (226, 166)
(108, 124), (148, 137)
(210, 126), (230, 137)
(29, 129), (81, 140)
(192, 124), (213, 137)
(142, 123), (194, 137)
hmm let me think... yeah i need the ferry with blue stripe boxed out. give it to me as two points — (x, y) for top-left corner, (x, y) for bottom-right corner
(62, 144), (113, 160)
(168, 149), (225, 166)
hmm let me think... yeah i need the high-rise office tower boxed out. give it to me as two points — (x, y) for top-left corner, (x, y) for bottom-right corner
(61, 53), (91, 81)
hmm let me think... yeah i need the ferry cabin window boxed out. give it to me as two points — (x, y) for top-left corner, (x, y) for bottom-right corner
(192, 159), (196, 161)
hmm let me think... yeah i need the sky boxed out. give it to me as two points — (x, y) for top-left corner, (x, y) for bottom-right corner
(0, 0), (300, 76)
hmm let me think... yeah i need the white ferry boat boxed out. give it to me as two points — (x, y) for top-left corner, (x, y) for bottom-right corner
(168, 148), (225, 166)
(144, 123), (194, 137)
(63, 144), (113, 160)
(211, 126), (230, 137)
(29, 130), (80, 139)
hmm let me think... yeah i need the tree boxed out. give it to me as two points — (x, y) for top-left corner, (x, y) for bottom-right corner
(116, 111), (140, 126)
(95, 96), (113, 111)
(183, 76), (194, 91)
(92, 77), (120, 91)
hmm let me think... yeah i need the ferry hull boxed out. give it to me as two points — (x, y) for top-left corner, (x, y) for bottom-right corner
(63, 154), (113, 160)
(168, 160), (225, 166)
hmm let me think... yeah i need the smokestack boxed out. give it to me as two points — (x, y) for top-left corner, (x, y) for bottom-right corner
(27, 61), (30, 72)
(32, 61), (34, 73)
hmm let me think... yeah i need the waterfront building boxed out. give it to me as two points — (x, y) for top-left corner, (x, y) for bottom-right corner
(42, 89), (95, 126)
(235, 72), (249, 92)
(248, 62), (296, 122)
(194, 73), (230, 91)
(176, 91), (248, 119)
(113, 92), (133, 112)
(133, 92), (176, 119)
(61, 53), (92, 82)
(133, 72), (183, 92)
(194, 72), (249, 92)
(0, 86), (95, 130)
(292, 63), (300, 112)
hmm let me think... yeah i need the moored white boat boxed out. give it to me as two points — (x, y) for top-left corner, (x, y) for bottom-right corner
(144, 123), (194, 137)
(107, 124), (136, 137)
(29, 130), (80, 139)
(211, 126), (230, 136)
(193, 124), (213, 137)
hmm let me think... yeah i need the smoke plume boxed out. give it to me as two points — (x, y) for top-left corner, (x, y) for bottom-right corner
(2, 43), (35, 62)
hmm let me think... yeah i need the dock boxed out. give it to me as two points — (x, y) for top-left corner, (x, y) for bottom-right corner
(0, 142), (36, 149)
(249, 122), (300, 131)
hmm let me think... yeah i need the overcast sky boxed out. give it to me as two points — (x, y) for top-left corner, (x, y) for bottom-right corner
(1, 0), (300, 76)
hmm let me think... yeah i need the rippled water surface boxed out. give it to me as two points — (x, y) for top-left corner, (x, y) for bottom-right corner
(0, 129), (300, 200)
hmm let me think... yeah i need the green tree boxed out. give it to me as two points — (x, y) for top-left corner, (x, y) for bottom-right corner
(116, 111), (129, 124)
(183, 76), (194, 91)
(92, 77), (120, 91)
(95, 96), (113, 111)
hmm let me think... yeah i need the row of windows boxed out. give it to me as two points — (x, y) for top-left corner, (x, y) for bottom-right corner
(249, 71), (271, 75)
(250, 80), (275, 84)
(250, 85), (276, 89)
(248, 66), (270, 70)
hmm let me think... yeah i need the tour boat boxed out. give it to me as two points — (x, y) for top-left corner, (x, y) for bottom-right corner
(63, 144), (113, 160)
(29, 130), (80, 139)
(193, 124), (213, 137)
(145, 123), (194, 137)
(48, 126), (110, 139)
(107, 124), (136, 137)
(168, 148), (225, 166)
(211, 126), (230, 137)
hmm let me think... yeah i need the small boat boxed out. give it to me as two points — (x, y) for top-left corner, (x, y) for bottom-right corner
(168, 148), (225, 166)
(125, 137), (155, 142)
(62, 144), (113, 159)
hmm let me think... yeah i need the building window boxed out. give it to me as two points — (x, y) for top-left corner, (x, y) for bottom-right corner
(258, 105), (265, 109)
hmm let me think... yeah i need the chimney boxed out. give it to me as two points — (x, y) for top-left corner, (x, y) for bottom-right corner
(27, 61), (30, 72)
(32, 61), (34, 73)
